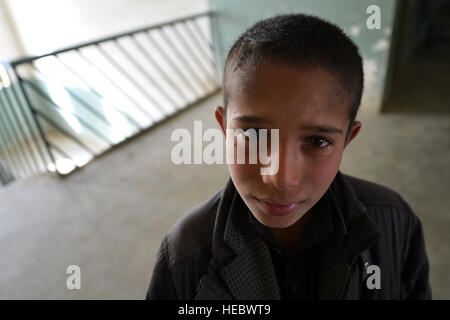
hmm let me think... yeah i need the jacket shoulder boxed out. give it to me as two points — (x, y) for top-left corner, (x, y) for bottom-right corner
(164, 188), (222, 267)
(343, 174), (404, 208)
(342, 174), (421, 256)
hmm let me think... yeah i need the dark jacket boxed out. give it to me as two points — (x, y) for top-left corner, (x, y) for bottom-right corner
(146, 171), (432, 300)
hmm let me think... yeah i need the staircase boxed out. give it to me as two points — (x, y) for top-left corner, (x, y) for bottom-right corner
(0, 11), (219, 184)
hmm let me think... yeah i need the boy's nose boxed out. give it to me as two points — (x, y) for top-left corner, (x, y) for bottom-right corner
(261, 140), (301, 191)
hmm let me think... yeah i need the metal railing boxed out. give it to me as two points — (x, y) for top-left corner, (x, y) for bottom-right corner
(0, 11), (219, 184)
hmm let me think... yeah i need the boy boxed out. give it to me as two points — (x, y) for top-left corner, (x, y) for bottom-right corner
(146, 14), (431, 299)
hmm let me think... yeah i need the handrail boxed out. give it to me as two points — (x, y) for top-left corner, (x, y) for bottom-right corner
(7, 11), (215, 66)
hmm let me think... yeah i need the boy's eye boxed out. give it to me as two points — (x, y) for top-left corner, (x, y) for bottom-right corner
(305, 136), (332, 149)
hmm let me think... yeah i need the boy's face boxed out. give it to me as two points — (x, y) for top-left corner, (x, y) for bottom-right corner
(215, 61), (361, 229)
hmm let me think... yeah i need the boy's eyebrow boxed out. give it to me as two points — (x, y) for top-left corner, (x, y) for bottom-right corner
(302, 125), (343, 135)
(232, 116), (344, 135)
(231, 115), (272, 124)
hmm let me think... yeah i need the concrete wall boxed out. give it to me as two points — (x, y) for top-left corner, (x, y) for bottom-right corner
(1, 0), (209, 58)
(209, 0), (397, 114)
(0, 0), (25, 60)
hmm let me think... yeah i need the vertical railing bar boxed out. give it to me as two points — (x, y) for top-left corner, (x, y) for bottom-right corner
(0, 129), (18, 177)
(169, 23), (217, 88)
(177, 21), (217, 86)
(0, 89), (33, 177)
(1, 85), (39, 174)
(76, 49), (154, 124)
(53, 54), (142, 130)
(0, 146), (17, 179)
(0, 103), (22, 177)
(0, 156), (4, 184)
(184, 19), (217, 71)
(187, 19), (218, 83)
(6, 66), (52, 173)
(96, 42), (169, 117)
(31, 62), (122, 131)
(159, 26), (207, 93)
(0, 112), (27, 178)
(6, 66), (48, 172)
(145, 31), (202, 97)
(0, 150), (14, 184)
(0, 154), (12, 185)
(114, 38), (180, 111)
(130, 33), (190, 103)
(14, 69), (57, 170)
(189, 17), (215, 53)
(21, 77), (115, 146)
(33, 107), (97, 155)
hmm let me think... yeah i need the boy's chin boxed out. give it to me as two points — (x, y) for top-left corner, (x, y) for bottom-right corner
(251, 209), (308, 229)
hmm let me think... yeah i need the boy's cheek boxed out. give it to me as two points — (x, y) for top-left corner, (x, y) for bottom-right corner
(304, 153), (344, 192)
(228, 163), (260, 181)
(228, 163), (262, 193)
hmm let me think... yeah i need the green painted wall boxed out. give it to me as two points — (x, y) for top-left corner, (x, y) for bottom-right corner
(209, 0), (397, 113)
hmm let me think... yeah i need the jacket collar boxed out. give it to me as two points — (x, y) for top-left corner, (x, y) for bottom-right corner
(209, 171), (380, 300)
(207, 178), (281, 299)
(249, 189), (335, 255)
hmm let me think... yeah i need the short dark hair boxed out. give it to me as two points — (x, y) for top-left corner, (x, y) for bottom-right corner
(223, 13), (364, 130)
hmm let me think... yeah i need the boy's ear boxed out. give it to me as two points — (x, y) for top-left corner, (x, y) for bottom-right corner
(214, 106), (227, 135)
(344, 121), (362, 148)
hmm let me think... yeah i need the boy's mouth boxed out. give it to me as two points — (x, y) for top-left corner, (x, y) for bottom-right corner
(253, 196), (305, 216)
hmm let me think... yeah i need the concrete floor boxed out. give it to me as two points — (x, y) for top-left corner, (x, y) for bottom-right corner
(0, 90), (449, 299)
